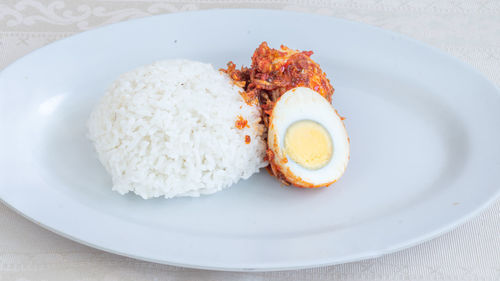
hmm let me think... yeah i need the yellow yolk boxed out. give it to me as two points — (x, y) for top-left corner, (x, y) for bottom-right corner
(284, 120), (333, 170)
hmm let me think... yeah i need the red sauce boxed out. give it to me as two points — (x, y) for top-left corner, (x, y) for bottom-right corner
(235, 115), (249, 129)
(222, 42), (336, 187)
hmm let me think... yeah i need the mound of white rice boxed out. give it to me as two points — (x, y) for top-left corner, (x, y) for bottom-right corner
(88, 60), (267, 199)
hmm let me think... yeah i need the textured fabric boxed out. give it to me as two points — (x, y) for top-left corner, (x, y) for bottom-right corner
(0, 0), (499, 280)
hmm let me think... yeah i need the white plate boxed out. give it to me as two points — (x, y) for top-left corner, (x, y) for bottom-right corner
(1, 9), (500, 271)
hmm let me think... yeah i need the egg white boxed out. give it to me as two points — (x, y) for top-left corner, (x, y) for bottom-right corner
(268, 87), (350, 187)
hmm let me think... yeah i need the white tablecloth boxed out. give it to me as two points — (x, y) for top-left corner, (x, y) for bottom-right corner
(1, 0), (499, 280)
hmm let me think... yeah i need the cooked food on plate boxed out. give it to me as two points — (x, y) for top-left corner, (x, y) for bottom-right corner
(88, 60), (267, 199)
(266, 87), (349, 187)
(88, 42), (349, 199)
(223, 42), (349, 187)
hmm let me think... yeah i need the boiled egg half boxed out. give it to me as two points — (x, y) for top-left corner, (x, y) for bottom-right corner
(267, 87), (350, 187)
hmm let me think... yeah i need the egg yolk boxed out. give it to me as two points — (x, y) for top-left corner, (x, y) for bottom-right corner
(284, 120), (333, 170)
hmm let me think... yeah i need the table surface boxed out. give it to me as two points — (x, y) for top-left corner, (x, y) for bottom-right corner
(1, 0), (499, 280)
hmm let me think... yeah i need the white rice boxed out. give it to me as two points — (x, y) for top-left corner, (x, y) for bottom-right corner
(87, 60), (267, 199)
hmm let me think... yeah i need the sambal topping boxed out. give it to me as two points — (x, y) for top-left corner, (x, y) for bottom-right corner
(221, 63), (258, 106)
(222, 41), (334, 129)
(235, 115), (249, 129)
(245, 135), (251, 144)
(223, 42), (336, 186)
